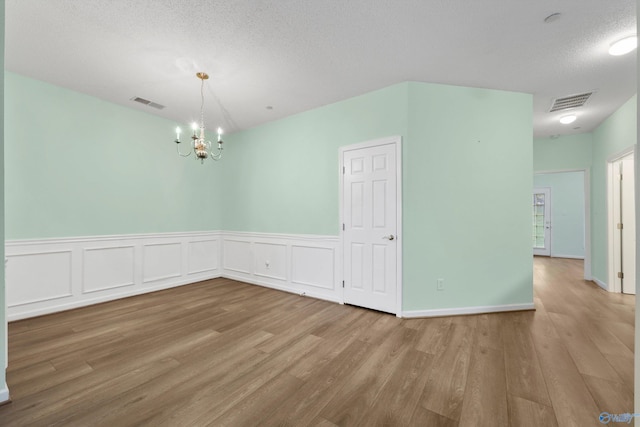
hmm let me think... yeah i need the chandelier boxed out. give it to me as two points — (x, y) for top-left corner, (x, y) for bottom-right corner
(174, 72), (223, 163)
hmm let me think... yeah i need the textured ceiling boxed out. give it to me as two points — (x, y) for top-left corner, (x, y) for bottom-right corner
(5, 0), (637, 137)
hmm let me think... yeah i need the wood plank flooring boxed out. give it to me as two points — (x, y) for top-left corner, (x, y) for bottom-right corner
(0, 257), (634, 426)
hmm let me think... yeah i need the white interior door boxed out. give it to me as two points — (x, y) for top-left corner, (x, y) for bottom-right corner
(342, 140), (399, 314)
(533, 188), (551, 256)
(614, 154), (636, 294)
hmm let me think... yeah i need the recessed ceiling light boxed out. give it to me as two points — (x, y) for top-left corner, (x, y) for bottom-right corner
(609, 35), (638, 56)
(559, 115), (577, 124)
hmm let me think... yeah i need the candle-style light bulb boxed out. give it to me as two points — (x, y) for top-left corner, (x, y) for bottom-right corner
(175, 127), (181, 141)
(191, 122), (198, 135)
(217, 127), (223, 142)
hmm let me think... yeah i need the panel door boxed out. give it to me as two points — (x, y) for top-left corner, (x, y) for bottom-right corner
(343, 142), (397, 314)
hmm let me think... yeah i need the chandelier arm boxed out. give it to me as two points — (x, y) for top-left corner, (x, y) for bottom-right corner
(210, 146), (223, 161)
(176, 143), (193, 157)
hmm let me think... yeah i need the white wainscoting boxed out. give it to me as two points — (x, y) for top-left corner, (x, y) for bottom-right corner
(6, 232), (222, 321)
(222, 232), (342, 304)
(6, 231), (342, 320)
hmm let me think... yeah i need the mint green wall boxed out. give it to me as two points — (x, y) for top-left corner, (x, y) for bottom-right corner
(5, 72), (222, 239)
(403, 83), (533, 310)
(534, 172), (585, 258)
(224, 82), (533, 311)
(5, 74), (534, 313)
(591, 95), (637, 283)
(533, 133), (593, 171)
(221, 83), (409, 235)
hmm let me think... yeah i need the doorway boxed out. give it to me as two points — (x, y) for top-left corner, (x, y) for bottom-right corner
(533, 169), (591, 280)
(608, 150), (636, 294)
(339, 136), (402, 315)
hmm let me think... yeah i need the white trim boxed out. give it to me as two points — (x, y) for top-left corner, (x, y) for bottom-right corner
(592, 277), (609, 291)
(6, 231), (222, 321)
(607, 147), (636, 293)
(0, 382), (9, 404)
(608, 146), (636, 162)
(533, 168), (591, 280)
(584, 169), (592, 280)
(223, 272), (342, 305)
(223, 230), (339, 242)
(338, 136), (403, 316)
(6, 229), (543, 322)
(551, 254), (585, 260)
(221, 232), (341, 303)
(536, 168), (590, 174)
(402, 303), (535, 318)
(5, 230), (219, 246)
(8, 276), (215, 321)
(608, 159), (616, 292)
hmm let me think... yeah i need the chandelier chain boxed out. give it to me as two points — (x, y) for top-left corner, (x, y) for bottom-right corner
(200, 78), (205, 130)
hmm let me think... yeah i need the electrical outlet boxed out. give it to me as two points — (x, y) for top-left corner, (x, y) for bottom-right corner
(437, 278), (445, 291)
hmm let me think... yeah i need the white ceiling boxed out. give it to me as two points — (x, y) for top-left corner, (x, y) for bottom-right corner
(5, 0), (637, 138)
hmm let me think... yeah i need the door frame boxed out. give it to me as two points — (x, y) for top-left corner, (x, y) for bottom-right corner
(535, 168), (592, 281)
(338, 135), (403, 316)
(607, 146), (636, 293)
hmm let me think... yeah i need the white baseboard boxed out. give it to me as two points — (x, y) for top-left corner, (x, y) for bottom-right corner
(223, 272), (342, 305)
(0, 382), (9, 404)
(551, 254), (585, 260)
(592, 277), (609, 291)
(8, 274), (221, 321)
(402, 303), (535, 318)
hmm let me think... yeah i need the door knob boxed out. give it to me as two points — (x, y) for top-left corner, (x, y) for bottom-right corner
(383, 235), (395, 240)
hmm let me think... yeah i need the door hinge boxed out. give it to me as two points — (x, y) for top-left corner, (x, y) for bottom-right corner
(342, 280), (345, 288)
(343, 166), (345, 174)
(342, 223), (345, 231)
(619, 173), (623, 181)
(618, 272), (624, 279)
(618, 223), (624, 230)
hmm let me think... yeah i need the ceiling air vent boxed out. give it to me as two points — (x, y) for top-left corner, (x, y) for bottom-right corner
(549, 92), (593, 112)
(130, 96), (165, 110)
(147, 102), (165, 110)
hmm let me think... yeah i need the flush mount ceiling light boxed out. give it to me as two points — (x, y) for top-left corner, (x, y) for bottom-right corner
(559, 114), (577, 124)
(174, 72), (224, 164)
(609, 35), (638, 56)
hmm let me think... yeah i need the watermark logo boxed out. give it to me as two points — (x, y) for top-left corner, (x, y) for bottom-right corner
(599, 412), (640, 424)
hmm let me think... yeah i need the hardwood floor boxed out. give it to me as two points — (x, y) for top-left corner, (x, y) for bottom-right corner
(0, 257), (634, 426)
